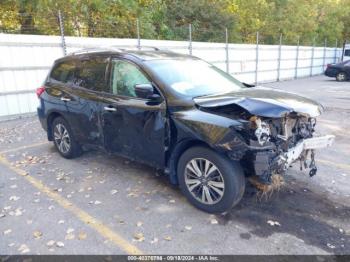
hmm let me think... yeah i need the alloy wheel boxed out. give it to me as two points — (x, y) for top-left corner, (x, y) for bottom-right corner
(54, 123), (71, 154)
(184, 158), (225, 205)
(337, 72), (346, 81)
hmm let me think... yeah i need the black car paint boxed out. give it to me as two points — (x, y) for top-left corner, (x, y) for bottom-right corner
(325, 60), (350, 79)
(37, 50), (323, 185)
(193, 87), (323, 118)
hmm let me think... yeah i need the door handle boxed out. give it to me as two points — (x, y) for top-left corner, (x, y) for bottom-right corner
(60, 97), (71, 102)
(104, 106), (117, 112)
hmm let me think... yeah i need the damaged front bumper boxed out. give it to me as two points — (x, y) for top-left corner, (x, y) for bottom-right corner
(252, 135), (335, 184)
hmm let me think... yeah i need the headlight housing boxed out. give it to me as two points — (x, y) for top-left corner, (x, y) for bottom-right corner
(250, 116), (270, 145)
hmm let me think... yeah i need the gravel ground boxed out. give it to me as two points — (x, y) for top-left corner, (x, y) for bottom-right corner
(0, 75), (349, 255)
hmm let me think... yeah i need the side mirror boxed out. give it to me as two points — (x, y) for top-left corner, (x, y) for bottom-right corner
(147, 93), (162, 104)
(135, 84), (154, 99)
(242, 82), (255, 88)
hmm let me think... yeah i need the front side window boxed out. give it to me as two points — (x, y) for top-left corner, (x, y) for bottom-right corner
(50, 61), (76, 83)
(344, 50), (350, 56)
(75, 58), (108, 92)
(110, 60), (151, 97)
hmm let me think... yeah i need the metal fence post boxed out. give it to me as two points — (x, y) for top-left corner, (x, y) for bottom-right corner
(188, 24), (192, 55)
(277, 34), (282, 81)
(322, 38), (327, 70)
(58, 10), (66, 56)
(334, 39), (338, 63)
(225, 28), (229, 74)
(136, 18), (140, 50)
(255, 31), (259, 85)
(310, 38), (315, 76)
(294, 36), (300, 79)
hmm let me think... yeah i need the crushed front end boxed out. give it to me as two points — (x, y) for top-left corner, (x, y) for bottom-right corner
(193, 88), (335, 189)
(240, 114), (334, 185)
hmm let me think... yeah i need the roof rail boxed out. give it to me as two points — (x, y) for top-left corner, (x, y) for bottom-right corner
(139, 46), (160, 51)
(68, 45), (162, 56)
(109, 45), (161, 51)
(69, 47), (124, 55)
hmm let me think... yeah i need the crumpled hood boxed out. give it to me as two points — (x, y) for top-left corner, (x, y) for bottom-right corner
(193, 87), (324, 118)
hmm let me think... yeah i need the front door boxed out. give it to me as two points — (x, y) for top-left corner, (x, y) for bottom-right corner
(101, 59), (167, 168)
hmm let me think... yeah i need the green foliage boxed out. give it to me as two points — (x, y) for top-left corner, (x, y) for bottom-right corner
(162, 0), (235, 42)
(0, 0), (348, 45)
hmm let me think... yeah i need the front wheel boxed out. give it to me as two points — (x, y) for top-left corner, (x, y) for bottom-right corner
(336, 72), (347, 82)
(177, 146), (245, 214)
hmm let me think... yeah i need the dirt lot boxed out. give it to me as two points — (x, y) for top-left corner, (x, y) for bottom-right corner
(0, 75), (349, 255)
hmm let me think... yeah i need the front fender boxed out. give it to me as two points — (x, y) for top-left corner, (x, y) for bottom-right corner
(172, 109), (247, 156)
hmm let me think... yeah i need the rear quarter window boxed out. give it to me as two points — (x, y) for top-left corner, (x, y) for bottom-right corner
(50, 61), (76, 83)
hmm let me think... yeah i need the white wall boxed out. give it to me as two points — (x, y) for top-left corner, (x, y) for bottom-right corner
(0, 33), (342, 117)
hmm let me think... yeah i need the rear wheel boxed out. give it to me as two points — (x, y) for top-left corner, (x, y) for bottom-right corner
(177, 146), (245, 214)
(52, 117), (82, 159)
(336, 72), (347, 82)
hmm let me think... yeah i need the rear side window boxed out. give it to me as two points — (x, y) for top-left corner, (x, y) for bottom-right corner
(345, 50), (350, 56)
(75, 58), (108, 92)
(50, 61), (76, 83)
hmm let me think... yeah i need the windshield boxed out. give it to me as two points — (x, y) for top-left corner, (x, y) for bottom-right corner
(146, 59), (244, 97)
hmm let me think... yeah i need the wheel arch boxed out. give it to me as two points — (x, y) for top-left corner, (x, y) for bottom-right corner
(167, 138), (211, 185)
(47, 111), (65, 141)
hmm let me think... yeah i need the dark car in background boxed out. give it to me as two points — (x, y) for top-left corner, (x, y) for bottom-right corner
(37, 48), (334, 213)
(325, 60), (350, 81)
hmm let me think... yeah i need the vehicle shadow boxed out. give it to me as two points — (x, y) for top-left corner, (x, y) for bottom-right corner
(217, 176), (350, 254)
(323, 79), (349, 82)
(81, 150), (350, 254)
(116, 154), (350, 254)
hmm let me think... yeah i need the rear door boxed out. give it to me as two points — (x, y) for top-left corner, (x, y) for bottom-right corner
(66, 56), (110, 146)
(46, 60), (84, 140)
(101, 58), (167, 168)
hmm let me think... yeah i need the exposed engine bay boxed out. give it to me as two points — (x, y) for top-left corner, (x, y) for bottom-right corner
(198, 103), (335, 186)
(249, 114), (320, 183)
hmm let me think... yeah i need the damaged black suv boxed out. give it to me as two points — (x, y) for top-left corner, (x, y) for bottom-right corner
(37, 48), (334, 213)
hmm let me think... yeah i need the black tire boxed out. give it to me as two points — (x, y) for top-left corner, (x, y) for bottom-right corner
(336, 72), (347, 82)
(177, 146), (245, 214)
(51, 117), (82, 159)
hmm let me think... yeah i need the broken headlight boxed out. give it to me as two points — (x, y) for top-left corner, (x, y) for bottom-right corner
(250, 116), (271, 145)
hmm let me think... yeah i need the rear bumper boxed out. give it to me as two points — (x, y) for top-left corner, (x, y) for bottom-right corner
(37, 107), (47, 131)
(324, 69), (337, 77)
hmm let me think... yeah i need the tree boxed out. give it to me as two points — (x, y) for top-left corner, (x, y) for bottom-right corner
(0, 0), (348, 45)
(163, 0), (235, 42)
(226, 0), (272, 43)
(0, 1), (20, 33)
(339, 0), (350, 43)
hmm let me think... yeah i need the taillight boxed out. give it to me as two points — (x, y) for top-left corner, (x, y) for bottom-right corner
(36, 86), (45, 98)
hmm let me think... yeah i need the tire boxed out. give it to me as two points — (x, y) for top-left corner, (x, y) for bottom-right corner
(177, 146), (245, 214)
(51, 117), (82, 159)
(336, 72), (347, 82)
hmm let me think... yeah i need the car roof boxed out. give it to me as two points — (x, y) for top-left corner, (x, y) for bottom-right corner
(55, 48), (196, 63)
